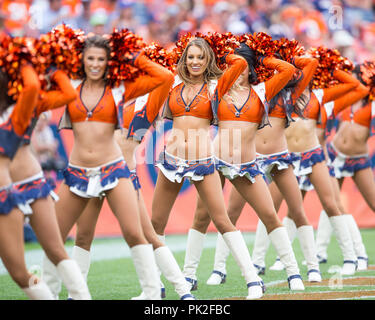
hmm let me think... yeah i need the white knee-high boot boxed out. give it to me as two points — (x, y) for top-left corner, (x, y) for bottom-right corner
(222, 230), (264, 300)
(270, 217), (297, 271)
(343, 214), (368, 270)
(154, 246), (195, 300)
(251, 220), (270, 274)
(132, 235), (168, 300)
(329, 215), (357, 275)
(22, 281), (55, 300)
(297, 225), (321, 282)
(130, 244), (161, 300)
(182, 229), (206, 290)
(71, 246), (91, 282)
(42, 254), (62, 300)
(315, 210), (332, 262)
(56, 259), (92, 300)
(68, 246), (92, 300)
(206, 232), (230, 285)
(268, 227), (305, 291)
(156, 234), (166, 295)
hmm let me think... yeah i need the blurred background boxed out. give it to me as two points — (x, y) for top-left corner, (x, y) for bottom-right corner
(1, 0), (374, 63)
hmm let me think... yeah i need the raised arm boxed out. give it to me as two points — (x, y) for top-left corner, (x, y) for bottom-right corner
(215, 54), (247, 100)
(37, 70), (78, 115)
(291, 56), (319, 101)
(123, 52), (175, 102)
(127, 74), (174, 141)
(333, 83), (369, 116)
(12, 65), (41, 136)
(263, 57), (296, 101)
(322, 70), (360, 104)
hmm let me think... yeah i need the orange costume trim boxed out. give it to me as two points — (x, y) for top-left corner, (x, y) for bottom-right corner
(164, 54), (247, 121)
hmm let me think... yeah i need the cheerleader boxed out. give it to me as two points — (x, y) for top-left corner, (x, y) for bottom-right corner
(41, 35), (171, 300)
(314, 67), (372, 269)
(205, 55), (322, 285)
(184, 45), (306, 291)
(256, 68), (361, 275)
(9, 67), (92, 300)
(66, 74), (196, 300)
(0, 64), (54, 299)
(150, 37), (265, 299)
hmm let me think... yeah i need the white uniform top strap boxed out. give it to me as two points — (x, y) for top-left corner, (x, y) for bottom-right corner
(172, 75), (183, 89)
(208, 79), (218, 97)
(372, 101), (375, 118)
(0, 105), (14, 125)
(134, 93), (149, 112)
(111, 83), (126, 107)
(70, 79), (83, 89)
(251, 82), (267, 107)
(312, 88), (324, 106)
(251, 81), (271, 129)
(324, 101), (335, 118)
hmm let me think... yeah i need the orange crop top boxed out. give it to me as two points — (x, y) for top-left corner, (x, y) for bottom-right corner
(269, 57), (318, 120)
(317, 83), (370, 130)
(60, 53), (174, 128)
(218, 57), (296, 124)
(341, 104), (371, 128)
(302, 70), (360, 127)
(164, 54), (247, 121)
(67, 82), (117, 124)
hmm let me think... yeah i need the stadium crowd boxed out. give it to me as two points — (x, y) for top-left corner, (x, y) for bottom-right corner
(0, 0), (374, 62)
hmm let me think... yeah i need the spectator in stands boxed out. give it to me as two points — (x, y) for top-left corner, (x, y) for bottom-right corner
(32, 0), (72, 34)
(90, 8), (108, 34)
(67, 0), (92, 32)
(110, 0), (139, 33)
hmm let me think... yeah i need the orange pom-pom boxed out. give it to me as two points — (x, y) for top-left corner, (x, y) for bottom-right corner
(274, 38), (305, 63)
(0, 35), (37, 101)
(308, 46), (354, 89)
(106, 28), (146, 87)
(33, 24), (85, 90)
(143, 42), (176, 73)
(237, 32), (277, 83)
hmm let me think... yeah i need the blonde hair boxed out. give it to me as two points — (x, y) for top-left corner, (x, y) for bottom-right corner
(177, 38), (223, 86)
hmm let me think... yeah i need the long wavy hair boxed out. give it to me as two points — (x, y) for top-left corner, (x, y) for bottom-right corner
(234, 42), (258, 84)
(177, 38), (223, 86)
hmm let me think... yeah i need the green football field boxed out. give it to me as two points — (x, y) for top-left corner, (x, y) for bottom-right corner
(0, 228), (374, 300)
